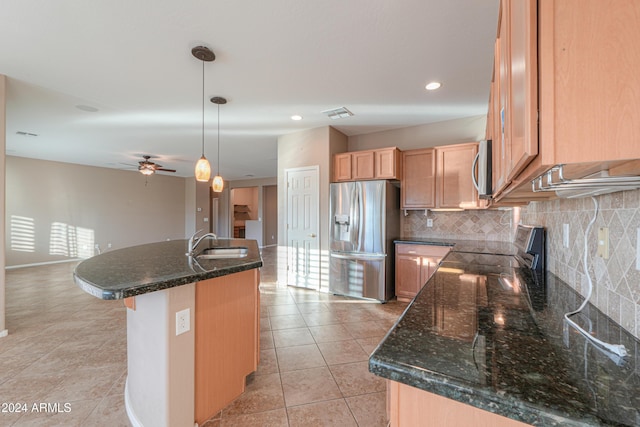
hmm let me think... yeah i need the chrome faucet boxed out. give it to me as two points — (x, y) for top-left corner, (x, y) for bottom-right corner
(186, 229), (218, 256)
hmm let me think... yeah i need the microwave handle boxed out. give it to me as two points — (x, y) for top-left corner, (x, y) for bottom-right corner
(472, 151), (480, 192)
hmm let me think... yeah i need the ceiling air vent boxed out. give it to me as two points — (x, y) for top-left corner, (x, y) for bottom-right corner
(322, 107), (353, 120)
(16, 131), (38, 137)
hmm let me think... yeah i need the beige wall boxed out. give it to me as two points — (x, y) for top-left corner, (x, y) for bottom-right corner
(6, 156), (187, 267)
(348, 115), (487, 151)
(521, 190), (640, 340)
(277, 126), (347, 289)
(1, 75), (6, 336)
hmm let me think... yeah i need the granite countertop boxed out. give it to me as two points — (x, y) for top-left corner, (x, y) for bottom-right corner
(370, 245), (640, 426)
(74, 238), (263, 300)
(394, 236), (518, 256)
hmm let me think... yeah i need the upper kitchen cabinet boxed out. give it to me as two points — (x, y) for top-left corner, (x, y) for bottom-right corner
(492, 0), (640, 203)
(401, 148), (436, 208)
(332, 147), (401, 182)
(402, 143), (483, 210)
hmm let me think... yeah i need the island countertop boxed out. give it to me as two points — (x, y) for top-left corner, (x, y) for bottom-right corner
(370, 244), (640, 426)
(74, 238), (263, 300)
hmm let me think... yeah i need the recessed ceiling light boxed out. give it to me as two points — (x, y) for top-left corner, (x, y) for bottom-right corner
(291, 115), (303, 121)
(425, 82), (442, 91)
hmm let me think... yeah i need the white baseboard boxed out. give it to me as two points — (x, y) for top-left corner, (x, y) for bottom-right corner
(124, 376), (144, 427)
(5, 258), (83, 270)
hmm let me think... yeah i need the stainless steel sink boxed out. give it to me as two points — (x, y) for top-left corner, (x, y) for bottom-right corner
(197, 247), (248, 259)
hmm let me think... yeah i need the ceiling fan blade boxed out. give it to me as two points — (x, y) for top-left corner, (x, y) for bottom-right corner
(156, 168), (176, 173)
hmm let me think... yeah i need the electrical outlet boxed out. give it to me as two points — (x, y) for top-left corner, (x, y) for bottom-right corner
(203, 217), (208, 222)
(107, 243), (112, 249)
(426, 219), (433, 227)
(176, 308), (190, 336)
(563, 224), (570, 248)
(597, 227), (609, 259)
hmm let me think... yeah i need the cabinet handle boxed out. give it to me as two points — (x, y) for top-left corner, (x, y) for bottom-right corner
(308, 233), (317, 238)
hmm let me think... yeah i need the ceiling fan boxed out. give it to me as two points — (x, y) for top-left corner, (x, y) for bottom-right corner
(136, 155), (176, 176)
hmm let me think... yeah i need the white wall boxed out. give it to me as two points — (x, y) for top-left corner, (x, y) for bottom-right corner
(6, 156), (188, 267)
(277, 126), (347, 289)
(1, 75), (6, 336)
(348, 115), (487, 151)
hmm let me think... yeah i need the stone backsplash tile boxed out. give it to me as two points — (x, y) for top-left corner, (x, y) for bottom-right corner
(521, 188), (640, 340)
(401, 209), (514, 242)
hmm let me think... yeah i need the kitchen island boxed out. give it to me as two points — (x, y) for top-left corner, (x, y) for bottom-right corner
(370, 240), (640, 426)
(74, 238), (263, 427)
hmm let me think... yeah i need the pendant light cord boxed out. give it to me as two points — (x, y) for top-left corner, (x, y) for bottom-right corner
(217, 103), (220, 172)
(201, 60), (205, 157)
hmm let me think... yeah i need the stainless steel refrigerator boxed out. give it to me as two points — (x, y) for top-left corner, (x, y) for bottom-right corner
(329, 180), (399, 302)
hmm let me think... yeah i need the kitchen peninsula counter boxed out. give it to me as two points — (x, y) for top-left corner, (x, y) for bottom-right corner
(74, 238), (263, 427)
(371, 242), (640, 426)
(74, 238), (262, 300)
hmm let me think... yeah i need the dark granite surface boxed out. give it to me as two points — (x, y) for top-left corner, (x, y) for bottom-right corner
(371, 245), (640, 426)
(394, 236), (518, 256)
(74, 238), (263, 300)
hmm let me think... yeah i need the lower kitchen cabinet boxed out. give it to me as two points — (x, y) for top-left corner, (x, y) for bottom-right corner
(395, 244), (451, 302)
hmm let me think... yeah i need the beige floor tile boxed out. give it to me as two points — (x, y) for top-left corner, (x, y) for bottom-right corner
(44, 366), (126, 402)
(269, 314), (307, 330)
(260, 330), (274, 349)
(220, 408), (288, 427)
(295, 302), (330, 314)
(221, 373), (285, 417)
(276, 344), (326, 372)
(356, 336), (386, 355)
(272, 328), (315, 348)
(346, 391), (388, 427)
(286, 398), (358, 427)
(83, 394), (131, 427)
(255, 348), (279, 376)
(267, 304), (300, 316)
(343, 320), (391, 339)
(260, 316), (272, 331)
(329, 361), (386, 397)
(10, 399), (102, 427)
(281, 367), (342, 407)
(308, 324), (354, 343)
(317, 340), (369, 365)
(301, 311), (342, 327)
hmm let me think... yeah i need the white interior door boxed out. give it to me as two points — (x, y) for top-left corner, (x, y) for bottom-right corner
(286, 166), (320, 290)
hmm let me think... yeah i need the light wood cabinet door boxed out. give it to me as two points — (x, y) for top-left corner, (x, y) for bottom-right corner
(401, 148), (436, 209)
(334, 153), (352, 181)
(436, 143), (481, 209)
(395, 253), (422, 301)
(352, 151), (375, 180)
(395, 244), (451, 301)
(375, 148), (401, 179)
(506, 0), (538, 182)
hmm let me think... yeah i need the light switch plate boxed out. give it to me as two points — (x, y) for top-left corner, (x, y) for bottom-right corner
(176, 308), (190, 336)
(426, 219), (433, 227)
(597, 227), (609, 259)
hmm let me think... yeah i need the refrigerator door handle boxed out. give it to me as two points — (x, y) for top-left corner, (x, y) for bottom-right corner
(330, 252), (386, 260)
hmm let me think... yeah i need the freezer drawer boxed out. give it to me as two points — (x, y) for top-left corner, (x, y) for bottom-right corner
(329, 252), (388, 301)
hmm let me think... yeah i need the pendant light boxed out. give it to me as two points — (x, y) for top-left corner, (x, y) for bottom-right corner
(192, 46), (215, 182)
(210, 96), (227, 192)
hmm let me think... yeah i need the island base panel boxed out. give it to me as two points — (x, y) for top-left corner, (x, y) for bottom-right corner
(388, 381), (531, 427)
(195, 268), (260, 424)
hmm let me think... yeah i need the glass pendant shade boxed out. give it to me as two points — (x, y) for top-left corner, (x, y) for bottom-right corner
(195, 156), (211, 182)
(212, 175), (224, 192)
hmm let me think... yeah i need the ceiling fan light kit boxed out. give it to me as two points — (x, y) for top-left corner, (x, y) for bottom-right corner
(193, 46), (216, 182)
(211, 96), (227, 193)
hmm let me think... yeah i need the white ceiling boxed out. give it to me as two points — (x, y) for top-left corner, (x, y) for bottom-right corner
(0, 0), (499, 180)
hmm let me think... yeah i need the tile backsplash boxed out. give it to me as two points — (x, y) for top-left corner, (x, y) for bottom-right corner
(521, 189), (640, 340)
(401, 209), (514, 242)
